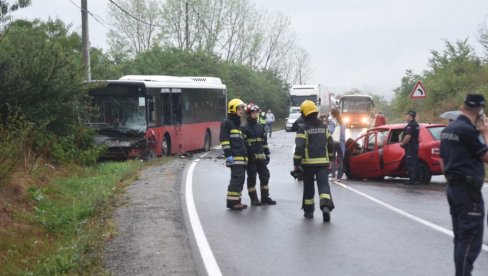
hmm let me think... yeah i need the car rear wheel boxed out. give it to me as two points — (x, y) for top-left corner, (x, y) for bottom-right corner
(418, 162), (432, 184)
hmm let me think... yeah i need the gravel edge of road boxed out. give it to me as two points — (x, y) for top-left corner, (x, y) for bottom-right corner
(103, 157), (203, 275)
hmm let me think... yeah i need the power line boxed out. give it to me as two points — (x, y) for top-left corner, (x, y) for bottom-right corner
(189, 4), (228, 52)
(108, 0), (164, 28)
(66, 0), (110, 30)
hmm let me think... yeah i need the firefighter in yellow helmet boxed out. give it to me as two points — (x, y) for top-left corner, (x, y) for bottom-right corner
(220, 98), (249, 210)
(292, 100), (335, 221)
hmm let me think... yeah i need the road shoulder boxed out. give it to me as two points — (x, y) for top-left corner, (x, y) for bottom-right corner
(104, 158), (197, 275)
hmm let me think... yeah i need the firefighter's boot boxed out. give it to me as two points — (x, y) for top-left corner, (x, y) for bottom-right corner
(251, 198), (262, 206)
(260, 187), (276, 205)
(304, 212), (314, 219)
(230, 203), (248, 210)
(248, 190), (262, 206)
(322, 206), (331, 222)
(261, 197), (276, 205)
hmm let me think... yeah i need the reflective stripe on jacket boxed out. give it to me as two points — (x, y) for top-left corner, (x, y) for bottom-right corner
(293, 117), (334, 166)
(242, 120), (270, 160)
(220, 115), (248, 165)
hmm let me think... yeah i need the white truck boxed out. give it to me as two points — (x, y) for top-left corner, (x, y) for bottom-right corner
(289, 84), (330, 115)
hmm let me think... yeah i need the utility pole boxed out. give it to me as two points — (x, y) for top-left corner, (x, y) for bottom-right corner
(81, 0), (91, 80)
(185, 2), (189, 50)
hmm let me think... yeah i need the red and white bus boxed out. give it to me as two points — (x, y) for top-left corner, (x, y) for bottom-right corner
(87, 75), (227, 159)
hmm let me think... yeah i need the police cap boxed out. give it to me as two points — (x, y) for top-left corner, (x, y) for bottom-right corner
(405, 110), (416, 118)
(464, 94), (486, 108)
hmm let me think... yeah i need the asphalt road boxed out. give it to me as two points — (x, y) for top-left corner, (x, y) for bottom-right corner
(184, 129), (488, 276)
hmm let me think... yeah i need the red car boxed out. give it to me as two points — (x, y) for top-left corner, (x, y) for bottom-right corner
(344, 123), (446, 183)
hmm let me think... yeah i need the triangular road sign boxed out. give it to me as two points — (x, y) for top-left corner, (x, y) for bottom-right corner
(410, 80), (426, 99)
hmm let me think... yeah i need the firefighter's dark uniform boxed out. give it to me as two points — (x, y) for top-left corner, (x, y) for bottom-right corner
(402, 112), (420, 185)
(440, 95), (487, 276)
(220, 102), (248, 210)
(293, 101), (335, 221)
(242, 116), (275, 205)
(291, 115), (305, 132)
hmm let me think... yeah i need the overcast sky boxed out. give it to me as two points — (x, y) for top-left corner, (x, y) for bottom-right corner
(12, 0), (488, 100)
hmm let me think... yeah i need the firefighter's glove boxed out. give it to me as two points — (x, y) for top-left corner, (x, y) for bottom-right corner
(290, 166), (304, 180)
(265, 155), (270, 165)
(226, 156), (234, 165)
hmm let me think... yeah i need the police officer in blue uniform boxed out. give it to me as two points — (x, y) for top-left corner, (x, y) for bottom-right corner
(440, 93), (488, 276)
(400, 110), (420, 185)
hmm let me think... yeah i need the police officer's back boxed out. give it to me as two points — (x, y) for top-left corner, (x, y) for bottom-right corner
(440, 93), (488, 276)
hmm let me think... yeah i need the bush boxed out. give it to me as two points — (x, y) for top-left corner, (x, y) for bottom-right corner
(0, 108), (34, 188)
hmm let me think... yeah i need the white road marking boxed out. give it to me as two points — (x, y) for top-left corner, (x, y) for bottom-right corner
(333, 180), (488, 252)
(185, 153), (223, 276)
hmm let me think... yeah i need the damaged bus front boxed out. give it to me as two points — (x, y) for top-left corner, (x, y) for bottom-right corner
(87, 81), (154, 159)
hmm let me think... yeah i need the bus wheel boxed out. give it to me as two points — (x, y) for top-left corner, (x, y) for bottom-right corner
(203, 131), (211, 152)
(162, 134), (171, 156)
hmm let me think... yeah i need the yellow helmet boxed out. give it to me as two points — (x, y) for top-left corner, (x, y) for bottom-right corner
(228, 98), (246, 114)
(300, 100), (318, 117)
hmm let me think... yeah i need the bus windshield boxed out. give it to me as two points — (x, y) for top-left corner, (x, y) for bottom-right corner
(341, 97), (373, 113)
(86, 83), (147, 135)
(87, 96), (146, 132)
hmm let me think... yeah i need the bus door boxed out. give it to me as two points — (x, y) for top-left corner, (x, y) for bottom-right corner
(161, 88), (183, 152)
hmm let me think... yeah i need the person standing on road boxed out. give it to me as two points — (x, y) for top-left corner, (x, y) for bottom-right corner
(373, 111), (387, 127)
(292, 100), (335, 222)
(220, 98), (248, 210)
(265, 109), (275, 137)
(400, 110), (420, 185)
(329, 108), (346, 180)
(440, 93), (488, 276)
(242, 103), (276, 206)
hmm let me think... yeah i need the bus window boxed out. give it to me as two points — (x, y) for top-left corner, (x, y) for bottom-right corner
(148, 97), (156, 127)
(172, 93), (182, 124)
(162, 93), (172, 125)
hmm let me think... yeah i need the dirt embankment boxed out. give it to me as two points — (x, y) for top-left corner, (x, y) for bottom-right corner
(104, 158), (197, 275)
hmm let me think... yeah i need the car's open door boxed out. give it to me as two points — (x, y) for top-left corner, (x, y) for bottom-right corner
(381, 128), (406, 173)
(348, 131), (382, 178)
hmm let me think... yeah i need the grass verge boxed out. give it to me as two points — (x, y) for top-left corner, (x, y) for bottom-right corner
(0, 160), (145, 275)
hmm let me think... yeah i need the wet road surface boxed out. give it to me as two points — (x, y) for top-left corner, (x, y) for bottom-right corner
(185, 129), (488, 276)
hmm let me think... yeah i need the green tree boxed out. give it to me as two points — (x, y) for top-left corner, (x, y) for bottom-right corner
(0, 19), (100, 164)
(391, 39), (488, 123)
(0, 0), (30, 24)
(90, 47), (125, 80)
